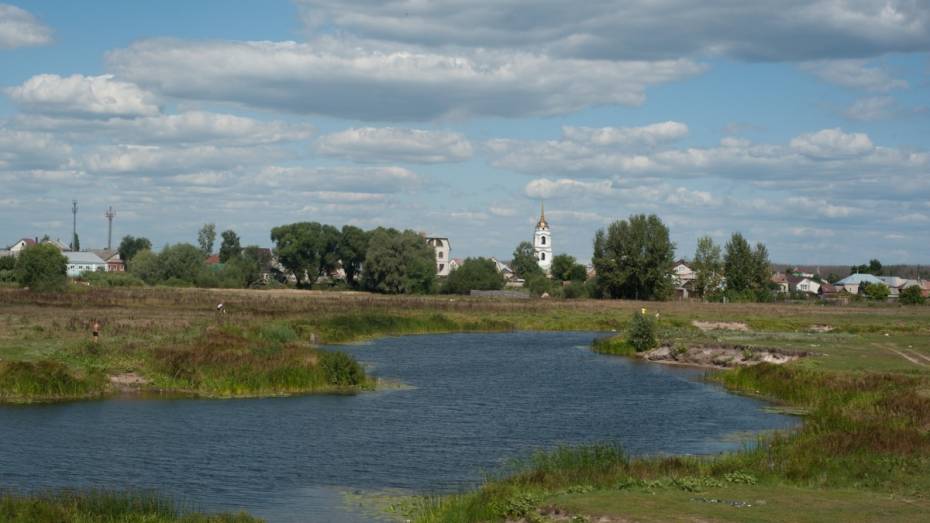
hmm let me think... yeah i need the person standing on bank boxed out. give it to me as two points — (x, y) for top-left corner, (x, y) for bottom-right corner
(92, 319), (101, 344)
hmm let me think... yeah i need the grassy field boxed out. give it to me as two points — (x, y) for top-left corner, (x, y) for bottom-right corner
(0, 491), (260, 522)
(1, 287), (929, 521)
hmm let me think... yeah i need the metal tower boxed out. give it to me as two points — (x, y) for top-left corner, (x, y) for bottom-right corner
(105, 206), (116, 250)
(71, 200), (78, 250)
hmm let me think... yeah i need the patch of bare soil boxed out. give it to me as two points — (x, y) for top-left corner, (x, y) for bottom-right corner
(809, 324), (834, 333)
(641, 345), (804, 369)
(692, 320), (750, 332)
(108, 372), (149, 391)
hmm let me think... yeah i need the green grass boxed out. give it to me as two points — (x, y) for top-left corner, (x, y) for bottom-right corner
(0, 490), (261, 522)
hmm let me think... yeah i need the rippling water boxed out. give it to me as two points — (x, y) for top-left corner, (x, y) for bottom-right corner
(0, 332), (797, 522)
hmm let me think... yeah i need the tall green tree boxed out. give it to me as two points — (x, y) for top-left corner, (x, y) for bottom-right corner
(592, 214), (675, 300)
(71, 233), (80, 252)
(218, 230), (242, 262)
(14, 243), (67, 292)
(270, 222), (341, 287)
(159, 243), (205, 284)
(118, 235), (152, 269)
(752, 241), (772, 290)
(851, 259), (883, 276)
(441, 257), (505, 294)
(198, 223), (216, 255)
(723, 233), (754, 293)
(362, 228), (436, 294)
(338, 225), (369, 287)
(692, 235), (722, 298)
(511, 241), (543, 280)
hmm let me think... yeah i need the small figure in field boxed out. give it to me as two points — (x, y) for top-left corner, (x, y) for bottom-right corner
(216, 303), (226, 314)
(92, 319), (101, 344)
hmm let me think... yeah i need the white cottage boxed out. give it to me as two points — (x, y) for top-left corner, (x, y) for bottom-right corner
(64, 251), (107, 277)
(426, 237), (452, 277)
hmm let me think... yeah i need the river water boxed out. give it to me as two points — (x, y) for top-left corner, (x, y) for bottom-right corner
(0, 331), (797, 522)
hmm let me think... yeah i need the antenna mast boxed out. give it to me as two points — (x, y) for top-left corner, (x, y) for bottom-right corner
(71, 200), (78, 250)
(105, 206), (116, 250)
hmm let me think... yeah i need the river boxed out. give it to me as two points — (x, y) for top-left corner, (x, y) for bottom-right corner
(0, 331), (798, 522)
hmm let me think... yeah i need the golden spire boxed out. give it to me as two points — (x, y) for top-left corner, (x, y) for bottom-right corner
(536, 201), (548, 229)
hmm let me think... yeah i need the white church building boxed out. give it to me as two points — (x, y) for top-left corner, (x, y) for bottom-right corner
(533, 204), (552, 274)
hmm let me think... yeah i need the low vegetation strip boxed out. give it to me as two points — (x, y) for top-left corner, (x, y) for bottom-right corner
(0, 490), (261, 523)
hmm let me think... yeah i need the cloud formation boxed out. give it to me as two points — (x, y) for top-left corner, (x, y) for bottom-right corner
(316, 127), (472, 163)
(107, 37), (704, 120)
(295, 0), (930, 61)
(8, 74), (159, 118)
(801, 59), (909, 91)
(0, 4), (51, 49)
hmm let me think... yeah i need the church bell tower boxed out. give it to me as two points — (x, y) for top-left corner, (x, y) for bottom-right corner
(533, 202), (552, 273)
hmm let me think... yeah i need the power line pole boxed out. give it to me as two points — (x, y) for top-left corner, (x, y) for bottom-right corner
(105, 206), (116, 251)
(71, 200), (78, 251)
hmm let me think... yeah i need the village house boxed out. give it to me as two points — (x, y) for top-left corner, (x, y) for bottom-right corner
(834, 273), (884, 295)
(671, 259), (695, 299)
(8, 238), (36, 255)
(425, 236), (452, 277)
(64, 251), (107, 277)
(787, 274), (821, 296)
(770, 272), (789, 294)
(90, 249), (125, 272)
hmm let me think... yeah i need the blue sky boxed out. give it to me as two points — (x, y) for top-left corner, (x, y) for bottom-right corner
(1, 1), (929, 264)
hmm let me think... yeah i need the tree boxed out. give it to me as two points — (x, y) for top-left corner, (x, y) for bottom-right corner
(129, 249), (160, 284)
(158, 243), (205, 284)
(71, 233), (80, 252)
(899, 285), (925, 305)
(118, 236), (152, 269)
(362, 228), (436, 294)
(441, 257), (505, 294)
(13, 243), (67, 291)
(723, 233), (754, 293)
(592, 214), (675, 300)
(338, 225), (369, 287)
(198, 223), (216, 255)
(851, 259), (883, 276)
(861, 282), (890, 301)
(627, 310), (657, 352)
(692, 236), (722, 298)
(270, 222), (341, 287)
(218, 230), (242, 262)
(512, 241), (543, 280)
(752, 242), (772, 290)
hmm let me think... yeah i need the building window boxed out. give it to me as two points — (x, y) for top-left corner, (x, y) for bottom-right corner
(438, 251), (444, 259)
(541, 236), (546, 245)
(541, 253), (546, 261)
(439, 264), (445, 271)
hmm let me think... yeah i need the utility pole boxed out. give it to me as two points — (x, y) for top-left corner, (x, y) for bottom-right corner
(105, 206), (116, 251)
(71, 200), (78, 251)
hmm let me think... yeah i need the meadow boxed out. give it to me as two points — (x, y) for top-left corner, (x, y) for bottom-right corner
(1, 286), (929, 521)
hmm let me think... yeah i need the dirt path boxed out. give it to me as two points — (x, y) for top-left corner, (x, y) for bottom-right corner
(880, 345), (929, 368)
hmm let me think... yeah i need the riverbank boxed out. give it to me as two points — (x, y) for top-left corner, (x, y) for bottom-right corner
(0, 491), (259, 522)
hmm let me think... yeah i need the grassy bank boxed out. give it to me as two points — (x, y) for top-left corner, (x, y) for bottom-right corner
(0, 491), (260, 522)
(402, 364), (930, 522)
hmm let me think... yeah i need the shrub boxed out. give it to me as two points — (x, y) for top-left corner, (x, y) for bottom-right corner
(627, 310), (657, 352)
(80, 271), (144, 287)
(319, 350), (365, 386)
(13, 243), (67, 292)
(899, 285), (925, 305)
(441, 257), (505, 294)
(862, 282), (890, 301)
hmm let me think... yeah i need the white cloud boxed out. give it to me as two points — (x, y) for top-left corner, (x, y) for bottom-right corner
(789, 128), (874, 159)
(561, 121), (688, 147)
(255, 165), (419, 193)
(801, 59), (908, 92)
(0, 4), (51, 49)
(81, 144), (280, 174)
(8, 74), (159, 118)
(107, 37), (704, 121)
(316, 127), (472, 163)
(0, 128), (70, 169)
(296, 1), (930, 61)
(524, 178), (615, 199)
(488, 206), (517, 217)
(843, 96), (896, 121)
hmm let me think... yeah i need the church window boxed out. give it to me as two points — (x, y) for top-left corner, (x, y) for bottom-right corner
(438, 251), (444, 259)
(541, 252), (546, 260)
(541, 236), (546, 245)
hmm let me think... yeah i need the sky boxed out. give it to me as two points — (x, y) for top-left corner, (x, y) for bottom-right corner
(0, 1), (928, 264)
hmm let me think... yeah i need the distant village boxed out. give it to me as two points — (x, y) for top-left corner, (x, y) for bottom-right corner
(2, 203), (929, 302)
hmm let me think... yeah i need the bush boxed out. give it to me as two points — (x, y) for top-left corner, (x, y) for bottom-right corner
(80, 271), (144, 287)
(899, 285), (925, 305)
(862, 282), (890, 301)
(627, 310), (657, 352)
(319, 350), (365, 386)
(441, 257), (505, 294)
(562, 281), (588, 299)
(13, 244), (67, 292)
